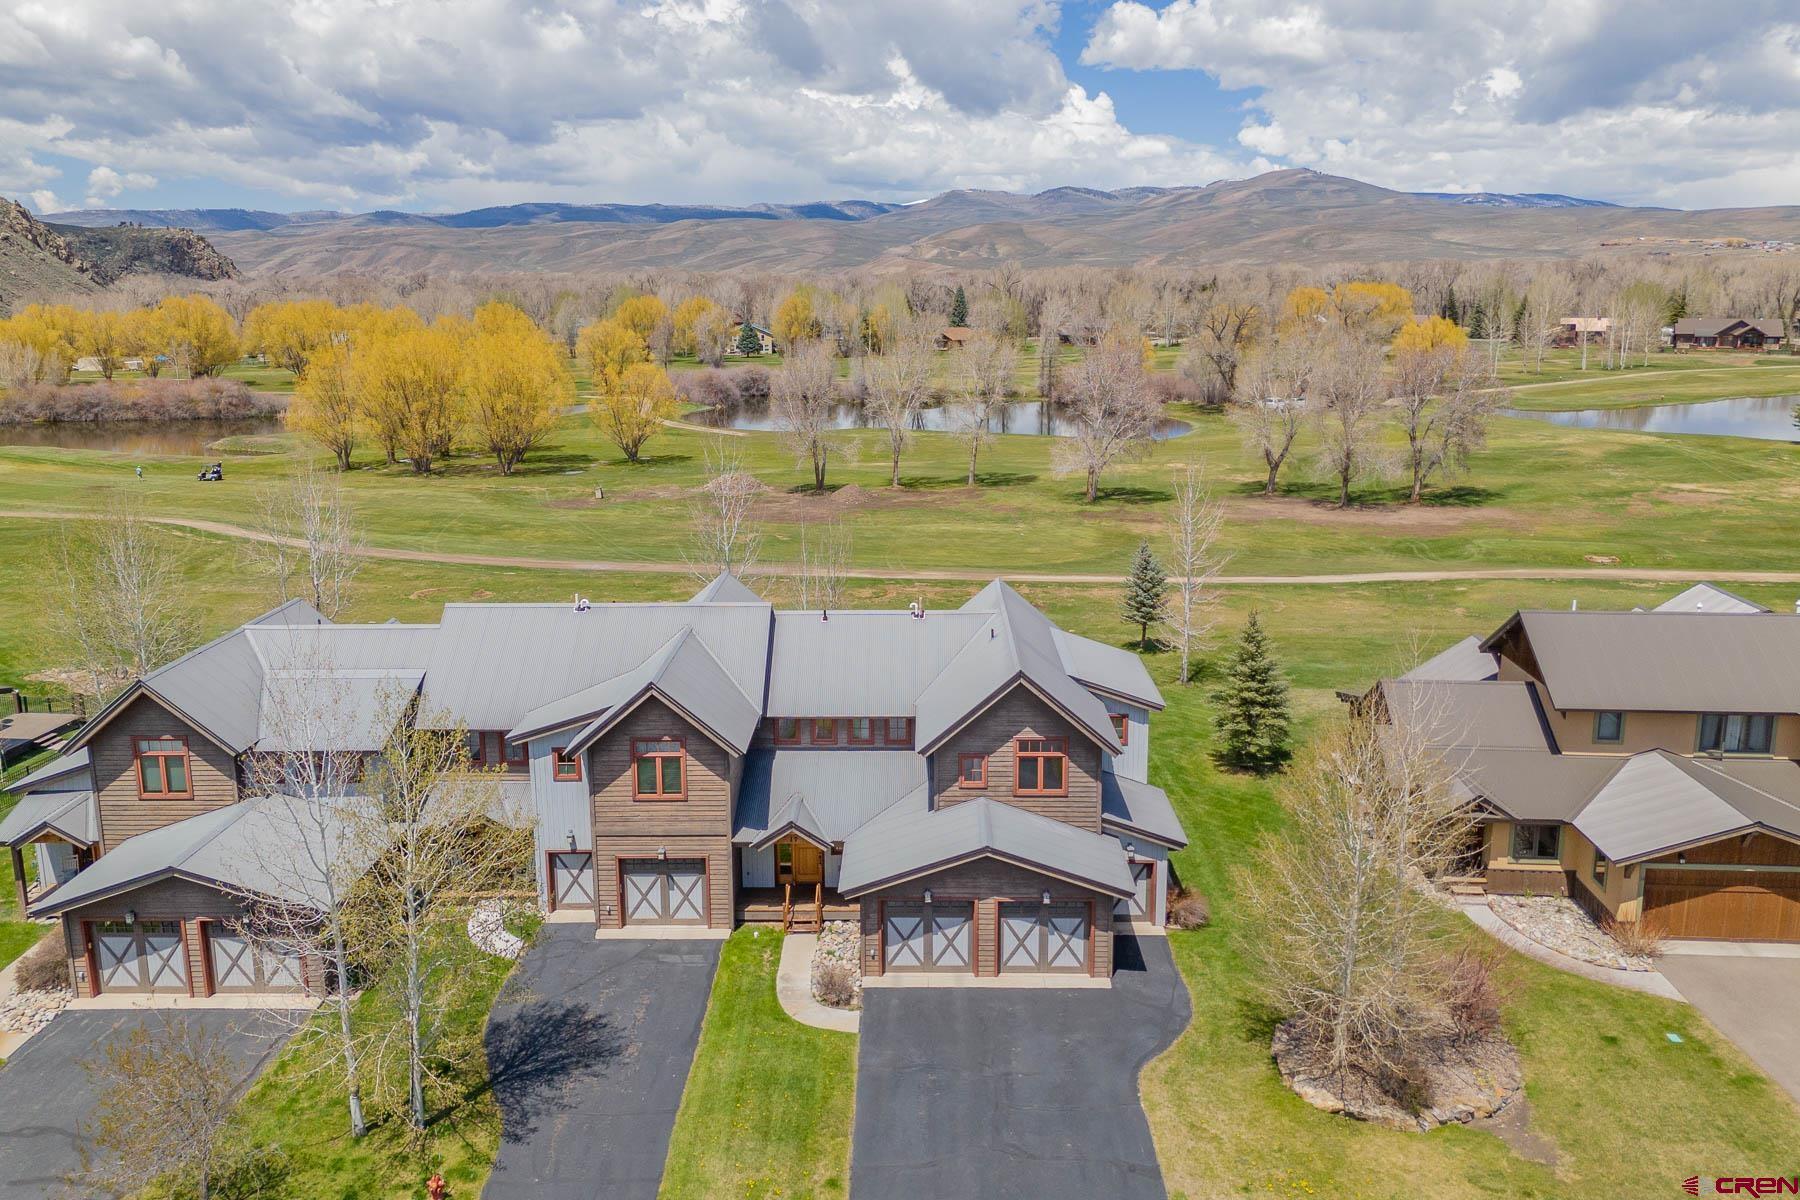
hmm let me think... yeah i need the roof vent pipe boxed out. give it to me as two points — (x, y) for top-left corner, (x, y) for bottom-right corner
(1794, 598), (1800, 615)
(1571, 599), (1578, 611)
(821, 608), (828, 621)
(909, 601), (923, 620)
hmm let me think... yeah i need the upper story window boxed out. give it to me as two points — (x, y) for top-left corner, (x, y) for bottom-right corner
(464, 730), (488, 766)
(1592, 711), (1624, 744)
(633, 737), (686, 799)
(958, 753), (987, 789)
(552, 747), (583, 782)
(774, 718), (802, 745)
(135, 736), (192, 799)
(810, 718), (839, 746)
(1697, 713), (1774, 756)
(885, 717), (911, 746)
(503, 734), (528, 768)
(1510, 822), (1561, 862)
(1109, 713), (1129, 746)
(849, 717), (874, 744)
(1014, 737), (1068, 797)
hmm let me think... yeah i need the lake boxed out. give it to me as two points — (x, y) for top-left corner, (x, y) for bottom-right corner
(1504, 394), (1800, 442)
(691, 398), (1193, 440)
(0, 417), (287, 456)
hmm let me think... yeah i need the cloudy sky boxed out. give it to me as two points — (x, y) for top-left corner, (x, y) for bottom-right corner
(3, 0), (1796, 215)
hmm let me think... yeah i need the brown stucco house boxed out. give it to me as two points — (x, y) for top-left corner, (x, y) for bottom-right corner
(4, 579), (1184, 998)
(1374, 583), (1800, 942)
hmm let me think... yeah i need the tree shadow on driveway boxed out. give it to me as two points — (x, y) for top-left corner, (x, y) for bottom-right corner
(480, 1000), (628, 1143)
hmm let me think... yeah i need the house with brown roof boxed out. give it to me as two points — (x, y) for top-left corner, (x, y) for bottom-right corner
(1375, 583), (1800, 942)
(1669, 318), (1787, 350)
(4, 578), (1184, 999)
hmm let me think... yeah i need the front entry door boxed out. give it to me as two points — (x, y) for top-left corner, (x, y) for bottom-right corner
(776, 840), (825, 885)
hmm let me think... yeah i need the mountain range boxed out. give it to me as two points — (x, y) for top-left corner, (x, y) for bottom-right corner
(27, 169), (1800, 279)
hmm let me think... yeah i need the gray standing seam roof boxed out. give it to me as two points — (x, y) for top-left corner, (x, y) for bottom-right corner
(0, 790), (95, 848)
(688, 572), (763, 604)
(836, 796), (1134, 898)
(1654, 583), (1770, 615)
(561, 627), (763, 756)
(732, 750), (927, 845)
(1051, 627), (1164, 709)
(1100, 774), (1187, 848)
(1381, 679), (1556, 753)
(1402, 636), (1500, 682)
(764, 610), (990, 717)
(4, 748), (91, 795)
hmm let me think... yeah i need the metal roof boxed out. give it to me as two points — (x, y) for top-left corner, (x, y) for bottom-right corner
(837, 795), (1135, 898)
(1051, 627), (1164, 709)
(1570, 753), (1755, 863)
(1402, 636), (1499, 682)
(751, 795), (831, 851)
(1485, 610), (1800, 713)
(561, 627), (763, 755)
(1381, 679), (1555, 752)
(255, 669), (424, 751)
(28, 794), (371, 916)
(732, 750), (926, 845)
(1100, 774), (1187, 848)
(4, 747), (91, 794)
(689, 572), (764, 604)
(1452, 748), (1620, 821)
(764, 610), (989, 716)
(1653, 583), (1770, 615)
(0, 789), (95, 848)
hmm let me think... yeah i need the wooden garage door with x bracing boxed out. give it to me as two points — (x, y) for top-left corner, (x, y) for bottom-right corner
(999, 902), (1090, 973)
(208, 930), (306, 991)
(883, 902), (973, 972)
(550, 852), (595, 909)
(1114, 861), (1154, 919)
(622, 859), (707, 924)
(94, 920), (189, 993)
(1642, 868), (1800, 941)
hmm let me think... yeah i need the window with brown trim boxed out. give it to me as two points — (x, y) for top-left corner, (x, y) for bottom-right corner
(134, 736), (192, 799)
(503, 734), (528, 768)
(465, 730), (488, 765)
(884, 716), (911, 745)
(1109, 712), (1129, 745)
(958, 753), (987, 789)
(633, 738), (686, 799)
(810, 718), (839, 746)
(849, 717), (874, 744)
(1014, 737), (1068, 796)
(552, 747), (582, 782)
(774, 717), (802, 745)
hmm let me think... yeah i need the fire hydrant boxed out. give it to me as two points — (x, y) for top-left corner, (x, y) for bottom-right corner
(426, 1172), (448, 1200)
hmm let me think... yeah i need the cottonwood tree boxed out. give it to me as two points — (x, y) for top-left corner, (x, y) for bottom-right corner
(246, 462), (363, 618)
(287, 341), (359, 469)
(1052, 330), (1159, 503)
(1391, 341), (1501, 503)
(1163, 461), (1229, 685)
(1237, 708), (1473, 1080)
(1231, 335), (1315, 496)
(952, 329), (1017, 485)
(686, 439), (765, 579)
(77, 1015), (245, 1200)
(1182, 296), (1263, 404)
(773, 340), (845, 492)
(592, 361), (679, 463)
(1314, 334), (1391, 508)
(52, 493), (197, 700)
(864, 336), (934, 486)
(1520, 272), (1574, 374)
(346, 708), (533, 1131)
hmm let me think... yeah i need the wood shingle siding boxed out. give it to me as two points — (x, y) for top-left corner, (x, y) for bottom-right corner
(89, 694), (240, 854)
(930, 686), (1103, 831)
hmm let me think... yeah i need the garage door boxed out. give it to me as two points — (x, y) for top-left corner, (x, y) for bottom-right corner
(550, 852), (595, 909)
(999, 902), (1090, 973)
(883, 902), (973, 972)
(621, 859), (707, 925)
(1643, 869), (1800, 941)
(207, 929), (305, 992)
(93, 920), (189, 993)
(1114, 862), (1154, 919)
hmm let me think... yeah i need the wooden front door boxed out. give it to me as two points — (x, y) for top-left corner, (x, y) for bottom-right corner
(776, 840), (824, 884)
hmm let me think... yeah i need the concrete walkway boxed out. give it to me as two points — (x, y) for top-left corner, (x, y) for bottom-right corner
(1458, 900), (1684, 1000)
(775, 933), (860, 1033)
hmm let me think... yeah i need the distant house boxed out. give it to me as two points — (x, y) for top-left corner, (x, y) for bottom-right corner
(1670, 318), (1787, 350)
(729, 323), (776, 356)
(936, 326), (975, 350)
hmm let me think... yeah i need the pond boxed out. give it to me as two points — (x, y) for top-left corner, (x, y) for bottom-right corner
(1504, 394), (1800, 442)
(0, 417), (287, 456)
(690, 398), (1193, 440)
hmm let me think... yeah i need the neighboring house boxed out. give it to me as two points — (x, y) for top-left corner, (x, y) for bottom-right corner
(5, 580), (1184, 996)
(1554, 316), (1611, 346)
(729, 323), (776, 355)
(1373, 582), (1800, 943)
(1669, 318), (1787, 350)
(936, 326), (974, 350)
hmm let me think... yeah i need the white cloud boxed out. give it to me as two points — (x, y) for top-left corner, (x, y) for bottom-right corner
(83, 164), (157, 206)
(26, 189), (63, 213)
(1083, 0), (1800, 207)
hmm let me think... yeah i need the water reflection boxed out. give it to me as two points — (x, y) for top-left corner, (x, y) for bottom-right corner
(692, 398), (1191, 440)
(1504, 395), (1800, 442)
(0, 417), (287, 456)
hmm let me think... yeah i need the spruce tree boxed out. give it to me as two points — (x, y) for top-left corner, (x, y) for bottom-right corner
(950, 285), (969, 327)
(1212, 611), (1292, 772)
(1121, 540), (1169, 650)
(735, 321), (763, 357)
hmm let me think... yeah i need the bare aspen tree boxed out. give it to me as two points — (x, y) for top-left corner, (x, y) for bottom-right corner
(51, 491), (197, 700)
(245, 462), (364, 618)
(953, 329), (1017, 485)
(772, 340), (844, 492)
(1231, 335), (1316, 497)
(1313, 334), (1391, 508)
(795, 519), (851, 610)
(1391, 343), (1501, 503)
(1163, 461), (1229, 686)
(1521, 272), (1574, 373)
(685, 439), (765, 579)
(864, 335), (934, 487)
(1051, 330), (1160, 503)
(1238, 706), (1473, 1079)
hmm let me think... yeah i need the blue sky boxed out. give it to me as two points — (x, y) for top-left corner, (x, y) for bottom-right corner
(2, 1), (1795, 215)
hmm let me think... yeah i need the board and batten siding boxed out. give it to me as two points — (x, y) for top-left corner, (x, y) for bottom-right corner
(89, 693), (241, 854)
(589, 696), (739, 929)
(930, 685), (1103, 831)
(527, 734), (593, 908)
(1101, 701), (1149, 783)
(1114, 835), (1169, 927)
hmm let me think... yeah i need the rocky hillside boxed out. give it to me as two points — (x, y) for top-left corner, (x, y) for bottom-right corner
(0, 197), (239, 312)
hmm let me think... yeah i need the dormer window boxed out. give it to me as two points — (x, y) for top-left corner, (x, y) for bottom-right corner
(1697, 713), (1774, 755)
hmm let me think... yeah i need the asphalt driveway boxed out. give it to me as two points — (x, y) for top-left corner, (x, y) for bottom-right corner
(1660, 951), (1800, 1103)
(0, 1008), (298, 1200)
(482, 925), (722, 1200)
(851, 934), (1191, 1200)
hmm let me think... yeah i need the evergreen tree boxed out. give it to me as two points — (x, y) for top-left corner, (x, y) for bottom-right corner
(950, 285), (969, 327)
(1212, 611), (1292, 772)
(1121, 540), (1169, 650)
(1466, 302), (1487, 340)
(735, 322), (763, 357)
(1439, 285), (1460, 324)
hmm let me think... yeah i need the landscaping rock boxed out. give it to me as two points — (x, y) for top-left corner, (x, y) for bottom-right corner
(1271, 1017), (1523, 1133)
(1487, 894), (1654, 971)
(0, 987), (71, 1038)
(810, 920), (863, 1010)
(468, 898), (525, 961)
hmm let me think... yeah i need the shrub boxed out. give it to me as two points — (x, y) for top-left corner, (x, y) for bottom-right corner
(1603, 915), (1666, 959)
(1441, 945), (1506, 1041)
(1167, 886), (1211, 930)
(1147, 372), (1207, 407)
(0, 378), (283, 424)
(15, 936), (71, 991)
(813, 960), (859, 1009)
(671, 366), (771, 409)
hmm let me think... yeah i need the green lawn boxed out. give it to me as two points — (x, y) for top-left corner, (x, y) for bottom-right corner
(0, 752), (54, 971)
(660, 929), (856, 1200)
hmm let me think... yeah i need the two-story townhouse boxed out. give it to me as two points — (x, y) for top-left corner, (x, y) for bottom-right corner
(1374, 583), (1800, 943)
(4, 576), (1186, 998)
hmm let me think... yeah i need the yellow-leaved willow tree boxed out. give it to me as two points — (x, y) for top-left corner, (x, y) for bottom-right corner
(463, 302), (573, 475)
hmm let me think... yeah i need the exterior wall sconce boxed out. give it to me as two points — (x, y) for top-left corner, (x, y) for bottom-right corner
(1676, 852), (1687, 864)
(1041, 889), (1052, 905)
(566, 830), (577, 850)
(658, 845), (668, 860)
(922, 889), (932, 904)
(125, 909), (137, 926)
